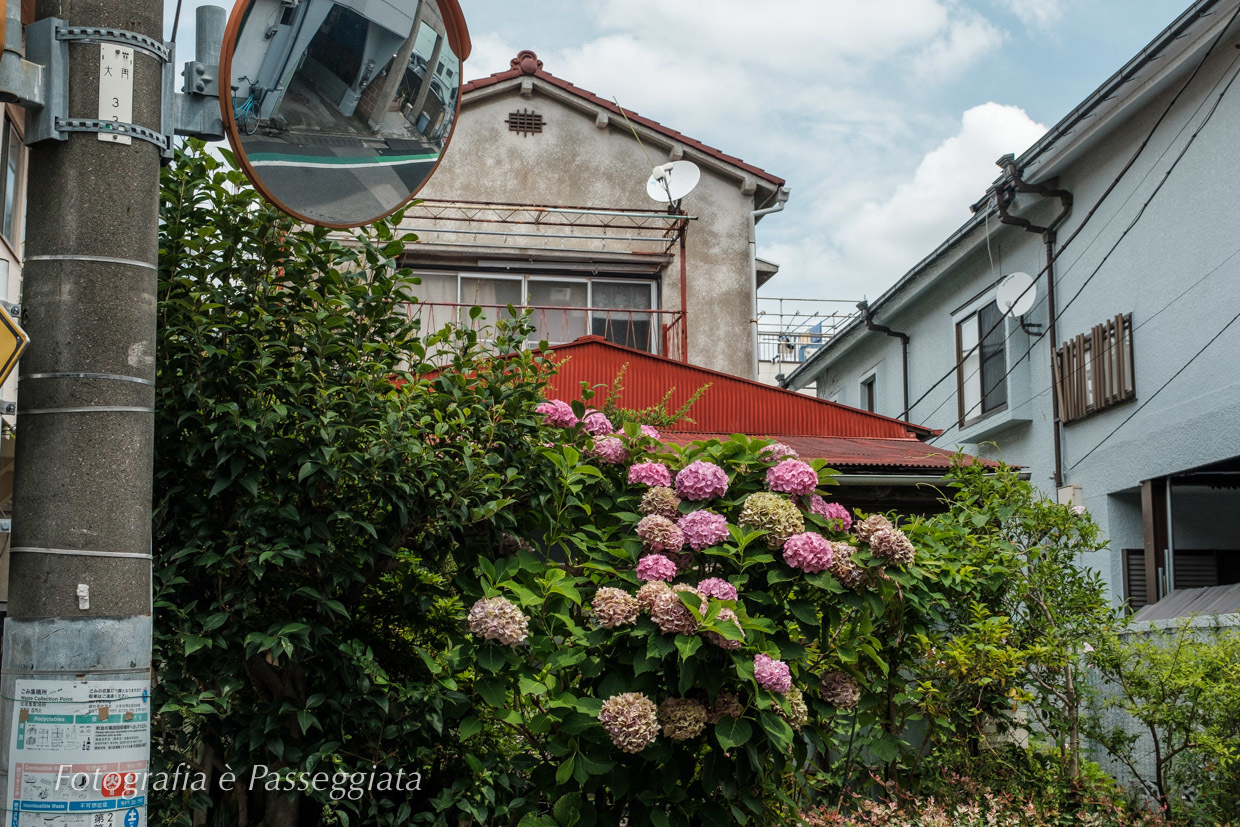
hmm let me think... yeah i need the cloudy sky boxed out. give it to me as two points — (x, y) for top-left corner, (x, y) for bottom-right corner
(168, 0), (1190, 302)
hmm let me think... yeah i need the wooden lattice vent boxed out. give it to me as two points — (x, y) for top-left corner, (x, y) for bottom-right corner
(1053, 313), (1136, 423)
(507, 109), (544, 136)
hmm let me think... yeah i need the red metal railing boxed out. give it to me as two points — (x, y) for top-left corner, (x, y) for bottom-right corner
(405, 302), (686, 362)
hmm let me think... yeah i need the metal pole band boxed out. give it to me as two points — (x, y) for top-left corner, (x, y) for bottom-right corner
(26, 254), (158, 271)
(55, 26), (171, 63)
(55, 118), (172, 151)
(24, 372), (155, 386)
(10, 547), (154, 560)
(19, 405), (155, 415)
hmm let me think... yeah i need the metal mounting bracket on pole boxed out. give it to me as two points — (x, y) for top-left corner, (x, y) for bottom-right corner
(56, 25), (171, 62)
(14, 7), (227, 154)
(55, 117), (172, 151)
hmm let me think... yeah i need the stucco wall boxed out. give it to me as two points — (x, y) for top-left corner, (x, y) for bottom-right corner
(415, 80), (776, 378)
(785, 20), (1240, 603)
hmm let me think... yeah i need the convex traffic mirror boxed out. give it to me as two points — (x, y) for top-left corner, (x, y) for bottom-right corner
(220, 0), (471, 228)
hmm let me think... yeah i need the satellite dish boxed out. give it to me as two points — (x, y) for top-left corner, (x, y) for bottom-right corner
(996, 272), (1036, 317)
(647, 160), (701, 203)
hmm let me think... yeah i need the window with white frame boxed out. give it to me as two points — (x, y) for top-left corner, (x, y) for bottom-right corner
(956, 300), (1007, 424)
(409, 272), (660, 352)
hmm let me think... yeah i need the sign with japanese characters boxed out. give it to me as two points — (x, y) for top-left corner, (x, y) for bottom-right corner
(98, 45), (135, 145)
(6, 680), (149, 827)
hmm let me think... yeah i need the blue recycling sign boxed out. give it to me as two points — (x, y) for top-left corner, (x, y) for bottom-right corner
(124, 808), (141, 827)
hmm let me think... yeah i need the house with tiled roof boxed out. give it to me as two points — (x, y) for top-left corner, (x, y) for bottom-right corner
(398, 50), (790, 380)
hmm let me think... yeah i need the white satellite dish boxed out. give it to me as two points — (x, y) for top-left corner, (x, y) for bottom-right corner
(646, 160), (701, 203)
(996, 271), (1037, 317)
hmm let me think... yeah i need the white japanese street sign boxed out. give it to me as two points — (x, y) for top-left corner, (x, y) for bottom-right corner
(98, 45), (135, 145)
(6, 680), (150, 827)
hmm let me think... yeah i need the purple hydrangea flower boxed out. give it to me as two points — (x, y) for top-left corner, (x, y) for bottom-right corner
(766, 459), (820, 496)
(759, 442), (799, 461)
(628, 461), (673, 487)
(678, 510), (729, 550)
(809, 496), (853, 531)
(675, 460), (729, 501)
(535, 399), (578, 428)
(582, 410), (614, 436)
(696, 577), (739, 602)
(754, 653), (792, 694)
(782, 532), (835, 574)
(592, 436), (629, 465)
(636, 553), (678, 582)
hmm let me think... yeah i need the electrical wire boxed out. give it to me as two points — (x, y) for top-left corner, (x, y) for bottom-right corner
(1023, 243), (1240, 408)
(1068, 305), (1240, 470)
(897, 7), (1240, 427)
(171, 0), (185, 44)
(923, 49), (1240, 442)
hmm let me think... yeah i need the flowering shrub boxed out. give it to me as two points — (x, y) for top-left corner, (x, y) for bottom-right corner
(455, 421), (934, 825)
(446, 397), (1115, 825)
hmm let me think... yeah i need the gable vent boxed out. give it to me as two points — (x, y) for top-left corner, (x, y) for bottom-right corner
(507, 109), (544, 136)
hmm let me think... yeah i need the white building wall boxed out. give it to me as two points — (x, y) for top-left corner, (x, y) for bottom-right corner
(787, 16), (1240, 604)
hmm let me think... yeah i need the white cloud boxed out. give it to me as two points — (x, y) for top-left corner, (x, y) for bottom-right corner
(467, 31), (521, 78)
(765, 103), (1047, 300)
(991, 0), (1066, 30)
(912, 15), (1005, 80)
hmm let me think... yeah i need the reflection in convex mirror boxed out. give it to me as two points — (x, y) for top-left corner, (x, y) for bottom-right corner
(221, 0), (470, 227)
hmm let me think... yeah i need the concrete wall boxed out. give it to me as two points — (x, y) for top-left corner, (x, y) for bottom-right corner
(785, 15), (1240, 604)
(414, 76), (779, 378)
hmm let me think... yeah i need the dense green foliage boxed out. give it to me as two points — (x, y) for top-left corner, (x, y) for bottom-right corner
(153, 141), (556, 826)
(1088, 621), (1240, 824)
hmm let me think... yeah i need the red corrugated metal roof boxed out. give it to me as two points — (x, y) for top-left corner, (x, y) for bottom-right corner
(545, 337), (934, 440)
(660, 433), (988, 472)
(463, 51), (786, 187)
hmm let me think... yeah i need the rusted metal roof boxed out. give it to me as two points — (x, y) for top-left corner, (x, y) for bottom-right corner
(657, 433), (982, 472)
(545, 337), (934, 440)
(463, 51), (786, 187)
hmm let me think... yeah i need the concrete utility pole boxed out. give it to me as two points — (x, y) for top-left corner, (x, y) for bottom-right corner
(2, 0), (161, 823)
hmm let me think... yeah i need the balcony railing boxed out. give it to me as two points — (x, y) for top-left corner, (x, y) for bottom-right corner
(757, 297), (861, 366)
(405, 302), (686, 362)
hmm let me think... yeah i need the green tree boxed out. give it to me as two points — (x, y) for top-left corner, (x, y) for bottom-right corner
(153, 141), (552, 826)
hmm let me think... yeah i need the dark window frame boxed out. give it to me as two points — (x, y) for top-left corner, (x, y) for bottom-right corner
(956, 299), (1008, 427)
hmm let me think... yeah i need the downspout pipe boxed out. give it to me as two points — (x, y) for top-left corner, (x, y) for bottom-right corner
(992, 153), (1073, 487)
(857, 300), (910, 421)
(749, 186), (791, 380)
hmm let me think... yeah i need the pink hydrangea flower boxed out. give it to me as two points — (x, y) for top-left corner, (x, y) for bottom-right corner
(809, 496), (853, 531)
(696, 577), (739, 602)
(678, 510), (729, 550)
(535, 399), (578, 428)
(616, 424), (661, 440)
(760, 442), (799, 461)
(754, 654), (792, 694)
(636, 553), (678, 582)
(635, 515), (684, 552)
(782, 532), (835, 574)
(592, 436), (629, 465)
(582, 410), (614, 436)
(675, 460), (729, 501)
(628, 461), (673, 487)
(766, 459), (819, 496)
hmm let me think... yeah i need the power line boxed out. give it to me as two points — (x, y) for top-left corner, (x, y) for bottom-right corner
(925, 51), (1240, 442)
(1024, 243), (1240, 408)
(900, 9), (1240, 427)
(1068, 305), (1240, 470)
